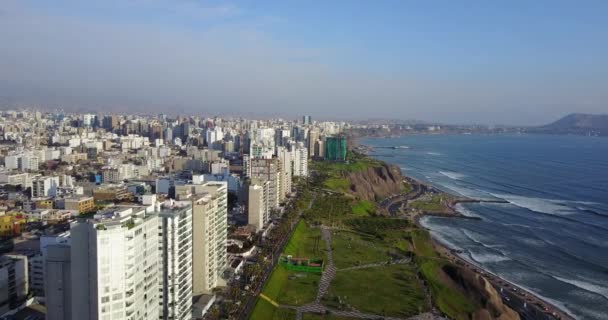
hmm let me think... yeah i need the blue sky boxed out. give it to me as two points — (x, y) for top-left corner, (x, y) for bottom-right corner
(1, 0), (607, 124)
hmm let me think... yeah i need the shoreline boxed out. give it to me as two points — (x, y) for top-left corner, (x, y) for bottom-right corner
(358, 141), (576, 320)
(418, 217), (575, 320)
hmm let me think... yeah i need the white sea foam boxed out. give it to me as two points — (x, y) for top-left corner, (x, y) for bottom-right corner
(518, 237), (546, 247)
(469, 251), (511, 264)
(491, 193), (578, 216)
(426, 152), (441, 156)
(441, 182), (488, 198)
(553, 276), (608, 301)
(454, 203), (480, 218)
(439, 171), (466, 180)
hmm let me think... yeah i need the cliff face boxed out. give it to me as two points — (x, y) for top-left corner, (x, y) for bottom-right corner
(442, 265), (520, 320)
(347, 163), (403, 201)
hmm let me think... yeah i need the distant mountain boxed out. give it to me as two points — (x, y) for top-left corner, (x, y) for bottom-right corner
(530, 113), (608, 136)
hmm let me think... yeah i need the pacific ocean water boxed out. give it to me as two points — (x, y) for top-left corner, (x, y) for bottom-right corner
(363, 134), (608, 320)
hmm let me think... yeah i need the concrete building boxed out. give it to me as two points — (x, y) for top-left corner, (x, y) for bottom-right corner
(277, 146), (293, 201)
(0, 172), (29, 188)
(247, 158), (281, 209)
(70, 206), (161, 320)
(31, 176), (60, 198)
(292, 143), (309, 177)
(64, 196), (95, 214)
(0, 255), (28, 315)
(247, 182), (270, 231)
(190, 182), (228, 295)
(157, 201), (193, 320)
(45, 244), (72, 320)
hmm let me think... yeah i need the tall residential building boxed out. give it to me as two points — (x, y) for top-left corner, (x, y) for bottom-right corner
(83, 114), (96, 127)
(45, 244), (72, 320)
(157, 201), (193, 320)
(308, 128), (319, 159)
(247, 158), (281, 209)
(277, 146), (293, 200)
(315, 139), (325, 159)
(190, 182), (228, 295)
(302, 115), (311, 125)
(247, 182), (270, 231)
(71, 206), (161, 320)
(0, 255), (29, 315)
(292, 143), (309, 177)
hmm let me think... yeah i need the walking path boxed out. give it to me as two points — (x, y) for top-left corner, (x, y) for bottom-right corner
(259, 293), (279, 307)
(281, 225), (444, 320)
(338, 257), (411, 272)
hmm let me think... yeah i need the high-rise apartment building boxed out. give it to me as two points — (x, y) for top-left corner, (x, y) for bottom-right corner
(247, 182), (270, 231)
(292, 143), (309, 177)
(190, 182), (228, 296)
(157, 201), (193, 320)
(302, 115), (311, 125)
(247, 158), (281, 209)
(308, 128), (319, 159)
(71, 206), (161, 320)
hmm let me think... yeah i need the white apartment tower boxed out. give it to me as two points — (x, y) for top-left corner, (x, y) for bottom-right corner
(71, 206), (161, 320)
(247, 182), (270, 231)
(31, 176), (60, 198)
(157, 201), (194, 320)
(191, 182), (228, 295)
(277, 146), (293, 200)
(293, 143), (309, 177)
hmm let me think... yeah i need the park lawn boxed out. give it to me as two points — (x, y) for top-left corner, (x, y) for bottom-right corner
(249, 297), (277, 320)
(417, 258), (478, 320)
(303, 194), (355, 226)
(351, 200), (375, 216)
(409, 195), (445, 212)
(324, 177), (350, 192)
(311, 156), (382, 174)
(331, 230), (391, 269)
(302, 313), (359, 320)
(323, 264), (428, 317)
(284, 220), (323, 259)
(249, 298), (297, 320)
(261, 265), (320, 306)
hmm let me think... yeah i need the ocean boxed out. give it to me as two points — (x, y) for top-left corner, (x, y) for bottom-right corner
(363, 134), (608, 320)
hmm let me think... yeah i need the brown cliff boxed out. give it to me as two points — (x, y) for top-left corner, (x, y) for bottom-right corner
(347, 163), (404, 201)
(442, 264), (520, 320)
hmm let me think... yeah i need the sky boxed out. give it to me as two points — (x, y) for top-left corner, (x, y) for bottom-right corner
(1, 0), (607, 125)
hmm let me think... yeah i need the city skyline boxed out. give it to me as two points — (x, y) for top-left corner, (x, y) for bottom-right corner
(1, 0), (607, 125)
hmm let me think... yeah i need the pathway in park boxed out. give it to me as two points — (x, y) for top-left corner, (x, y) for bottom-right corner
(284, 226), (444, 320)
(337, 257), (412, 272)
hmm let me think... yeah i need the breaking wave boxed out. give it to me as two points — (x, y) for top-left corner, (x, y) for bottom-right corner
(552, 276), (608, 301)
(439, 171), (466, 180)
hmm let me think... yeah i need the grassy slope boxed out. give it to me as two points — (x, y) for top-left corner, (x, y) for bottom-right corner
(284, 220), (323, 259)
(324, 264), (428, 317)
(351, 200), (375, 216)
(331, 230), (391, 269)
(250, 221), (322, 319)
(412, 230), (478, 319)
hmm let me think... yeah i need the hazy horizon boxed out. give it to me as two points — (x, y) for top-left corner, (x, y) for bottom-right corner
(1, 0), (607, 125)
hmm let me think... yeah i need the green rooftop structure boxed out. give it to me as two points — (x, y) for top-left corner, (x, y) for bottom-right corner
(325, 136), (347, 161)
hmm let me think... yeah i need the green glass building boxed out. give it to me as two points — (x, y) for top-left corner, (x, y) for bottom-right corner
(325, 136), (347, 161)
